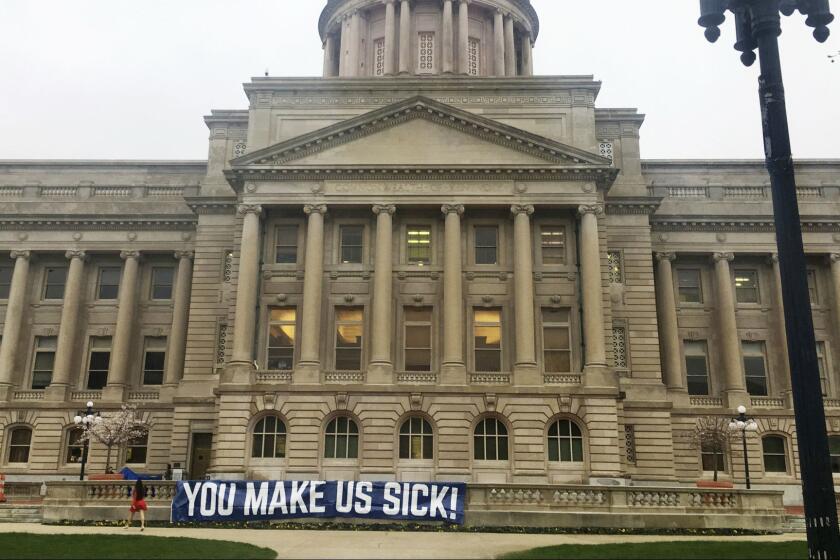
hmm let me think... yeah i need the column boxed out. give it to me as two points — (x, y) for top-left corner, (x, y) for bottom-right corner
(458, 0), (469, 74)
(770, 254), (792, 398)
(442, 0), (454, 73)
(578, 206), (610, 385)
(399, 0), (412, 74)
(297, 204), (328, 383)
(441, 205), (466, 384)
(511, 205), (538, 384)
(348, 11), (361, 77)
(504, 15), (516, 76)
(163, 252), (194, 389)
(369, 205), (396, 383)
(104, 251), (140, 399)
(339, 16), (349, 76)
(493, 10), (505, 76)
(832, 255), (840, 350)
(229, 205), (263, 370)
(323, 34), (336, 77)
(713, 252), (747, 406)
(521, 33), (533, 76)
(0, 251), (31, 401)
(655, 253), (683, 391)
(384, 0), (397, 75)
(46, 251), (87, 400)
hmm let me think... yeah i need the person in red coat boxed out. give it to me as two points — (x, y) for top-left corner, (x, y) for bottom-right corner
(125, 479), (147, 531)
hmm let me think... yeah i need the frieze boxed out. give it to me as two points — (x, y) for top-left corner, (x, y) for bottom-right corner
(0, 218), (197, 231)
(264, 94), (578, 108)
(652, 219), (840, 233)
(326, 180), (512, 195)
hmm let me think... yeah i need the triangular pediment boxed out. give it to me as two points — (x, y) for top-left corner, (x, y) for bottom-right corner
(231, 96), (612, 170)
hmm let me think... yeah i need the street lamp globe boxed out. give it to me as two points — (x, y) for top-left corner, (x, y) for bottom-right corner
(94, 416), (102, 424)
(86, 401), (94, 409)
(73, 415), (82, 425)
(737, 405), (747, 415)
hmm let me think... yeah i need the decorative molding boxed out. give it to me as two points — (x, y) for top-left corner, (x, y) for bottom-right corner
(0, 217), (196, 231)
(9, 250), (31, 260)
(830, 254), (840, 264)
(577, 204), (605, 218)
(237, 204), (264, 217)
(605, 198), (661, 215)
(510, 204), (535, 217)
(712, 252), (734, 263)
(652, 218), (840, 233)
(372, 204), (396, 216)
(65, 250), (87, 261)
(304, 204), (328, 216)
(174, 251), (194, 261)
(441, 204), (465, 216)
(120, 250), (141, 260)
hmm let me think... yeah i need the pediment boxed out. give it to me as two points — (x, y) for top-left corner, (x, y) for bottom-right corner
(231, 96), (612, 170)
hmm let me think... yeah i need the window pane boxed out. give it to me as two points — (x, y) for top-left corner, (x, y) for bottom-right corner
(44, 268), (67, 299)
(98, 268), (121, 299)
(475, 326), (501, 349)
(763, 437), (785, 455)
(405, 325), (431, 348)
(544, 351), (571, 373)
(0, 267), (12, 299)
(541, 227), (566, 265)
(335, 349), (362, 371)
(547, 438), (559, 462)
(405, 349), (432, 372)
(405, 308), (432, 322)
(685, 355), (708, 377)
(687, 377), (710, 396)
(543, 327), (570, 350)
(325, 435), (336, 458)
(275, 226), (298, 264)
(407, 226), (432, 265)
(340, 226), (364, 264)
(735, 271), (759, 303)
(474, 226), (498, 265)
(399, 435), (410, 459)
(678, 270), (702, 303)
(475, 350), (501, 372)
(497, 437), (508, 461)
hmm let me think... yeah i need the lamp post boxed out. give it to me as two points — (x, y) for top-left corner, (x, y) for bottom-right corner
(697, 1), (839, 556)
(73, 401), (101, 482)
(728, 405), (758, 490)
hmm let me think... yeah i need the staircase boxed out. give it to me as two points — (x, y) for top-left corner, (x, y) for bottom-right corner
(783, 515), (806, 533)
(0, 505), (43, 524)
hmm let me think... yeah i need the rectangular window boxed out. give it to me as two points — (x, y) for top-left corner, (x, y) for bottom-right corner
(374, 37), (385, 76)
(735, 270), (760, 304)
(701, 441), (726, 473)
(43, 267), (67, 300)
(830, 436), (840, 474)
(126, 434), (148, 464)
(275, 225), (298, 264)
(808, 269), (819, 304)
(762, 436), (788, 473)
(151, 267), (174, 300)
(468, 37), (480, 76)
(608, 251), (623, 284)
(404, 307), (432, 372)
(31, 336), (57, 390)
(474, 226), (499, 265)
(743, 341), (768, 396)
(685, 340), (710, 396)
(86, 337), (112, 390)
(540, 226), (566, 265)
(542, 308), (571, 373)
(142, 337), (167, 385)
(407, 226), (432, 265)
(98, 267), (121, 300)
(339, 225), (364, 264)
(0, 266), (12, 299)
(677, 269), (702, 304)
(418, 32), (435, 72)
(474, 308), (502, 372)
(817, 341), (829, 396)
(268, 307), (296, 370)
(335, 307), (364, 371)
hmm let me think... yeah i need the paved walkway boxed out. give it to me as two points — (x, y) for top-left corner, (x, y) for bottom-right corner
(0, 523), (806, 559)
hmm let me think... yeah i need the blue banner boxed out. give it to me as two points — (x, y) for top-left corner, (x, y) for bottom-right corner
(171, 480), (466, 525)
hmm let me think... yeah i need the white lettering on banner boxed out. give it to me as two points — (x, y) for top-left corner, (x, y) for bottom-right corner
(429, 485), (449, 519)
(310, 481), (326, 514)
(336, 481), (354, 513)
(382, 482), (401, 515)
(200, 483), (217, 516)
(290, 481), (309, 514)
(218, 483), (236, 516)
(355, 481), (373, 514)
(401, 483), (411, 517)
(184, 482), (201, 516)
(410, 485), (429, 516)
(268, 482), (288, 515)
(245, 482), (270, 516)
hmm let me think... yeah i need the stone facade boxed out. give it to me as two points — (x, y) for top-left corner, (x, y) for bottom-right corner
(0, 0), (839, 508)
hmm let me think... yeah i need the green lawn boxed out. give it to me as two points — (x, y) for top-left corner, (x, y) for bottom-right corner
(500, 540), (807, 560)
(0, 533), (277, 560)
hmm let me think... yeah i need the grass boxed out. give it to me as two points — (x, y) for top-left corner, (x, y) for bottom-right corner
(500, 540), (808, 560)
(0, 533), (277, 560)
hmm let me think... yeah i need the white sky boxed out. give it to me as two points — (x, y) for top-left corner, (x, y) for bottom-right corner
(0, 0), (837, 161)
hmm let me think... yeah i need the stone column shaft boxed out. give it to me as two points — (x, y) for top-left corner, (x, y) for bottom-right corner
(713, 252), (746, 396)
(457, 0), (469, 73)
(493, 10), (505, 76)
(323, 34), (336, 77)
(504, 15), (516, 76)
(770, 255), (792, 394)
(370, 205), (396, 382)
(441, 205), (466, 384)
(164, 252), (194, 386)
(521, 34), (533, 76)
(578, 206), (607, 368)
(384, 0), (397, 75)
(339, 16), (349, 76)
(108, 251), (141, 388)
(442, 0), (454, 73)
(231, 206), (263, 366)
(832, 255), (840, 351)
(655, 253), (683, 390)
(299, 205), (327, 369)
(50, 251), (86, 389)
(348, 11), (361, 77)
(512, 205), (536, 367)
(0, 251), (31, 394)
(399, 0), (412, 74)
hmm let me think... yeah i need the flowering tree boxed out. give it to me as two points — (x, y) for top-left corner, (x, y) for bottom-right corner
(683, 416), (737, 482)
(82, 404), (149, 473)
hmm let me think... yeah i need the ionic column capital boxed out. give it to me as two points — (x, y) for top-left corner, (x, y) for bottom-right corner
(237, 204), (264, 217)
(768, 253), (780, 265)
(830, 253), (840, 264)
(655, 252), (676, 263)
(372, 204), (396, 216)
(120, 250), (141, 261)
(712, 252), (734, 263)
(174, 251), (195, 261)
(65, 250), (88, 261)
(511, 204), (535, 217)
(304, 204), (328, 216)
(441, 204), (465, 216)
(9, 250), (31, 261)
(577, 204), (605, 218)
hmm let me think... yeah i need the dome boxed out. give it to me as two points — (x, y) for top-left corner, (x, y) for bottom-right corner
(318, 0), (540, 78)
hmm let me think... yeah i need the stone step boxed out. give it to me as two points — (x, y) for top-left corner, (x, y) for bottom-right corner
(0, 506), (43, 523)
(783, 515), (806, 533)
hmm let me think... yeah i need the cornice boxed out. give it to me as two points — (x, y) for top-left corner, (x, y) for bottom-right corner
(0, 216), (197, 231)
(184, 196), (238, 215)
(605, 197), (662, 215)
(651, 217), (840, 233)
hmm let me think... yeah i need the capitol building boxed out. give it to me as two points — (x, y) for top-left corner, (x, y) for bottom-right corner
(1, 0), (839, 509)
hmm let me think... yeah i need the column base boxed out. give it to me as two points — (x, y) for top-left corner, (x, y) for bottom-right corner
(101, 385), (127, 402)
(666, 387), (691, 408)
(583, 364), (617, 389)
(293, 362), (321, 384)
(44, 384), (71, 402)
(158, 384), (178, 403)
(220, 362), (254, 385)
(782, 391), (795, 409)
(0, 383), (12, 403)
(513, 363), (540, 386)
(724, 390), (750, 410)
(367, 362), (394, 385)
(440, 362), (467, 386)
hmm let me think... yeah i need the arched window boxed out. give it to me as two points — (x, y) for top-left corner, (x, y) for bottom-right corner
(251, 416), (287, 459)
(126, 433), (149, 464)
(65, 427), (84, 464)
(399, 417), (433, 460)
(325, 417), (359, 459)
(7, 427), (32, 464)
(762, 435), (789, 474)
(473, 417), (508, 461)
(547, 419), (584, 463)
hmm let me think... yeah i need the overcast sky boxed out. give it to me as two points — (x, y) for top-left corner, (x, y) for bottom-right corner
(0, 0), (838, 161)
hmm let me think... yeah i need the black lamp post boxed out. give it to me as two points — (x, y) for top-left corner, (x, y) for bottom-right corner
(698, 1), (839, 556)
(728, 405), (758, 490)
(73, 401), (101, 482)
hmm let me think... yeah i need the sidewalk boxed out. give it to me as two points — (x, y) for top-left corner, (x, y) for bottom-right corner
(0, 523), (806, 559)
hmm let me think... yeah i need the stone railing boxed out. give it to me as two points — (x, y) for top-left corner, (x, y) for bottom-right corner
(323, 371), (365, 384)
(689, 396), (724, 407)
(0, 185), (198, 200)
(667, 186), (709, 199)
(750, 397), (785, 409)
(70, 391), (102, 402)
(825, 399), (840, 409)
(40, 186), (79, 197)
(396, 371), (437, 384)
(0, 187), (24, 197)
(127, 391), (160, 402)
(470, 373), (512, 385)
(255, 370), (293, 383)
(652, 185), (831, 201)
(13, 390), (45, 401)
(544, 374), (582, 385)
(724, 186), (766, 200)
